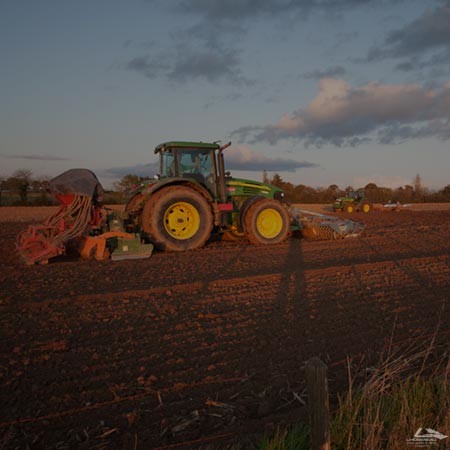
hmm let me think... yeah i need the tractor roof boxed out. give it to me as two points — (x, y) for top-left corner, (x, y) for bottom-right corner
(154, 141), (220, 154)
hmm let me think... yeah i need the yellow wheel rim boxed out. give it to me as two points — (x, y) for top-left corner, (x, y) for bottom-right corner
(347, 205), (354, 213)
(256, 208), (283, 239)
(363, 204), (370, 213)
(164, 202), (200, 240)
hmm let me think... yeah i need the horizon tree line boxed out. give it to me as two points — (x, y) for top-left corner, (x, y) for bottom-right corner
(1, 169), (450, 206)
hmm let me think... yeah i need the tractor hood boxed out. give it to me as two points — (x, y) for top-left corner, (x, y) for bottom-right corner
(226, 177), (284, 200)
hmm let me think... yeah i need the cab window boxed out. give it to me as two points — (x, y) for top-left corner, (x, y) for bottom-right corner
(178, 150), (213, 178)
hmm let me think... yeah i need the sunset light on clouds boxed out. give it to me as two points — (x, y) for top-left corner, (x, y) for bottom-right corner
(1, 0), (449, 189)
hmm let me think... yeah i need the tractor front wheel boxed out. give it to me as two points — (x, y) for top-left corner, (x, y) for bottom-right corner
(141, 186), (213, 251)
(244, 198), (290, 245)
(361, 202), (372, 213)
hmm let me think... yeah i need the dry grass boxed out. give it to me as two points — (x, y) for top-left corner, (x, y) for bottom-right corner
(332, 335), (449, 450)
(215, 335), (450, 450)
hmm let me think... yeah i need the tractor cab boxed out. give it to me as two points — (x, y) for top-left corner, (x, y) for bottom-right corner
(155, 142), (222, 198)
(347, 189), (365, 201)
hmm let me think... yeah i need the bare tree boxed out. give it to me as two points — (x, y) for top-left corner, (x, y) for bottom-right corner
(413, 173), (423, 199)
(113, 174), (148, 194)
(7, 169), (33, 204)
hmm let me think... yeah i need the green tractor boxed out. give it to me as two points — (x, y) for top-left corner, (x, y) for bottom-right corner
(124, 141), (291, 251)
(332, 189), (372, 214)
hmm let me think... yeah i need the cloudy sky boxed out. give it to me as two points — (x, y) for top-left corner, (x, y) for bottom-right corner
(1, 0), (449, 189)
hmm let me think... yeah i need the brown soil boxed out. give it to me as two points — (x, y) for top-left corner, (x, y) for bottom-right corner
(1, 202), (450, 222)
(1, 207), (449, 449)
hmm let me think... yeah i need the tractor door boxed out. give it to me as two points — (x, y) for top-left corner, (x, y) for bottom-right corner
(177, 149), (217, 196)
(161, 150), (175, 177)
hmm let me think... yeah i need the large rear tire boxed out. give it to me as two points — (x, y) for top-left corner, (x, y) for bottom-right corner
(344, 202), (355, 213)
(243, 198), (290, 245)
(141, 186), (213, 251)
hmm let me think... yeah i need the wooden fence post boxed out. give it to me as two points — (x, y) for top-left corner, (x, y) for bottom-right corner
(305, 357), (331, 450)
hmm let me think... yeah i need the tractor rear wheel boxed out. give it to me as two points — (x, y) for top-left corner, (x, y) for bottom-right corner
(243, 198), (290, 245)
(141, 186), (213, 251)
(344, 203), (355, 213)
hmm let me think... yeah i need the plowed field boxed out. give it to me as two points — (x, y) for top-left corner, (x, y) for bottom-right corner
(1, 207), (449, 449)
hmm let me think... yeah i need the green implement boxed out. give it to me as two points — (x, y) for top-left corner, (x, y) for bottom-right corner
(111, 235), (154, 261)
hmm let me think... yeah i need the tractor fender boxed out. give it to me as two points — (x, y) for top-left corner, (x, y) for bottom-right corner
(130, 178), (219, 225)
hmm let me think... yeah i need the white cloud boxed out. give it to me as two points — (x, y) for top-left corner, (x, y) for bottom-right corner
(233, 79), (450, 146)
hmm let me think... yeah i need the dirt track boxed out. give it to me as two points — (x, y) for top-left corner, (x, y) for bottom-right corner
(1, 207), (450, 449)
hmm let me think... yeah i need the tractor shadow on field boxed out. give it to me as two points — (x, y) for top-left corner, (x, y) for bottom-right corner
(262, 232), (307, 372)
(274, 232), (306, 319)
